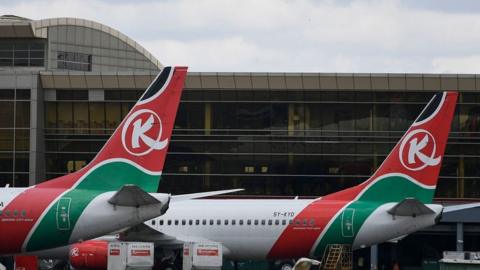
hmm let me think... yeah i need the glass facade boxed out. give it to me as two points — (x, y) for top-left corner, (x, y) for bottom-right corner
(0, 89), (31, 187)
(44, 92), (135, 178)
(47, 25), (159, 72)
(0, 40), (45, 67)
(43, 86), (480, 200)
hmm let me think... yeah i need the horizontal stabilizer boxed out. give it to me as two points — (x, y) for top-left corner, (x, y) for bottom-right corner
(443, 202), (480, 213)
(171, 189), (244, 202)
(387, 198), (434, 217)
(108, 185), (161, 207)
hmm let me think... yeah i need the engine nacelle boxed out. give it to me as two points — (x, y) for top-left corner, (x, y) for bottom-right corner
(70, 240), (108, 270)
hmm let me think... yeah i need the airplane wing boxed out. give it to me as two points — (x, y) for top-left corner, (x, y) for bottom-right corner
(387, 198), (435, 217)
(108, 184), (161, 207)
(171, 189), (244, 202)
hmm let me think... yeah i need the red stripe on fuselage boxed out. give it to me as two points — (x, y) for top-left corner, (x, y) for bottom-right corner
(267, 186), (362, 259)
(0, 187), (68, 254)
(266, 200), (347, 259)
(0, 172), (83, 254)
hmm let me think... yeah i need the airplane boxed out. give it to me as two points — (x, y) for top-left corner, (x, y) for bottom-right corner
(41, 91), (462, 270)
(123, 91), (460, 268)
(0, 66), (191, 255)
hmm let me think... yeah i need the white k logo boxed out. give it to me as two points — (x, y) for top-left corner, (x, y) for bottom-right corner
(121, 109), (168, 156)
(131, 115), (167, 150)
(399, 129), (441, 171)
(408, 135), (440, 166)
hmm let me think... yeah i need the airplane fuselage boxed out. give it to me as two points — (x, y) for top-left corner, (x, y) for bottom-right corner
(148, 199), (442, 260)
(0, 187), (168, 255)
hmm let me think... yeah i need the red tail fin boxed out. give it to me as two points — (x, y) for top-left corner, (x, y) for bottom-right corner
(326, 92), (458, 203)
(39, 66), (187, 191)
(369, 91), (457, 186)
(85, 66), (187, 173)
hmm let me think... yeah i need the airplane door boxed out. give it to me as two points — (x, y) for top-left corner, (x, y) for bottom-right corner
(56, 198), (71, 230)
(341, 208), (355, 237)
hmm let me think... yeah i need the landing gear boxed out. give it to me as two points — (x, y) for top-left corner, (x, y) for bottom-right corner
(271, 260), (295, 270)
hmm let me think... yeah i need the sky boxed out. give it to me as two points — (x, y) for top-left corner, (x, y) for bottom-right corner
(2, 0), (480, 73)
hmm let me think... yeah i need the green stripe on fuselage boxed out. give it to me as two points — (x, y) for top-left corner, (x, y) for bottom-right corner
(26, 161), (159, 251)
(313, 175), (435, 256)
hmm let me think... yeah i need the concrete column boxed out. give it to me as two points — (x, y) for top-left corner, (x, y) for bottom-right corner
(456, 222), (464, 252)
(370, 245), (378, 270)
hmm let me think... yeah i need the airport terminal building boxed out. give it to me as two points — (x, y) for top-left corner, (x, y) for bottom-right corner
(1, 14), (480, 268)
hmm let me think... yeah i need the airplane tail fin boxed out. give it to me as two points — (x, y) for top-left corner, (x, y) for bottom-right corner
(39, 66), (188, 192)
(327, 92), (458, 204)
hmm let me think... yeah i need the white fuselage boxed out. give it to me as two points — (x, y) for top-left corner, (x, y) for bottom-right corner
(146, 199), (442, 260)
(147, 199), (311, 260)
(0, 187), (170, 255)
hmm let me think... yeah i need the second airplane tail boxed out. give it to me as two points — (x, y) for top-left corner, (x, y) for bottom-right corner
(326, 91), (458, 204)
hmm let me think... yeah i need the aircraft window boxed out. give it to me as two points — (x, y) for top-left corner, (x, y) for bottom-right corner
(189, 220), (193, 225)
(275, 220), (280, 225)
(232, 219), (236, 225)
(174, 220), (179, 226)
(261, 220), (266, 225)
(224, 220), (229, 225)
(5, 210), (10, 216)
(268, 220), (273, 226)
(282, 220), (287, 225)
(295, 219), (301, 225)
(151, 220), (155, 226)
(202, 219), (206, 225)
(167, 220), (172, 225)
(239, 220), (244, 225)
(247, 219), (251, 225)
(21, 210), (26, 217)
(310, 219), (315, 226)
(0, 210), (2, 216)
(160, 220), (164, 226)
(209, 219), (214, 225)
(196, 219), (200, 225)
(217, 219), (221, 225)
(13, 210), (18, 216)
(303, 219), (308, 226)
(182, 220), (186, 225)
(254, 220), (259, 225)
(289, 219), (294, 225)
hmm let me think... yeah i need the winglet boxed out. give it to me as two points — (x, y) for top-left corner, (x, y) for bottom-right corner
(108, 184), (161, 207)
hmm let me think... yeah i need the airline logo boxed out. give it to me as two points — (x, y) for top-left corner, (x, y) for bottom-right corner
(197, 249), (219, 256)
(131, 250), (151, 256)
(399, 129), (440, 171)
(70, 247), (79, 257)
(110, 249), (121, 256)
(121, 109), (168, 156)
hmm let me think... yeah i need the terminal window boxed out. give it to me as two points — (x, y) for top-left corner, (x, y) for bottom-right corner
(57, 51), (92, 71)
(0, 42), (45, 67)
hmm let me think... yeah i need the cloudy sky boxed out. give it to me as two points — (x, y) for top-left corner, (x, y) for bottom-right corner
(2, 0), (480, 73)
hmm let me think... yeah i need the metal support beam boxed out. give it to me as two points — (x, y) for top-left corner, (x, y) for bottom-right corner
(370, 245), (378, 270)
(456, 222), (464, 252)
